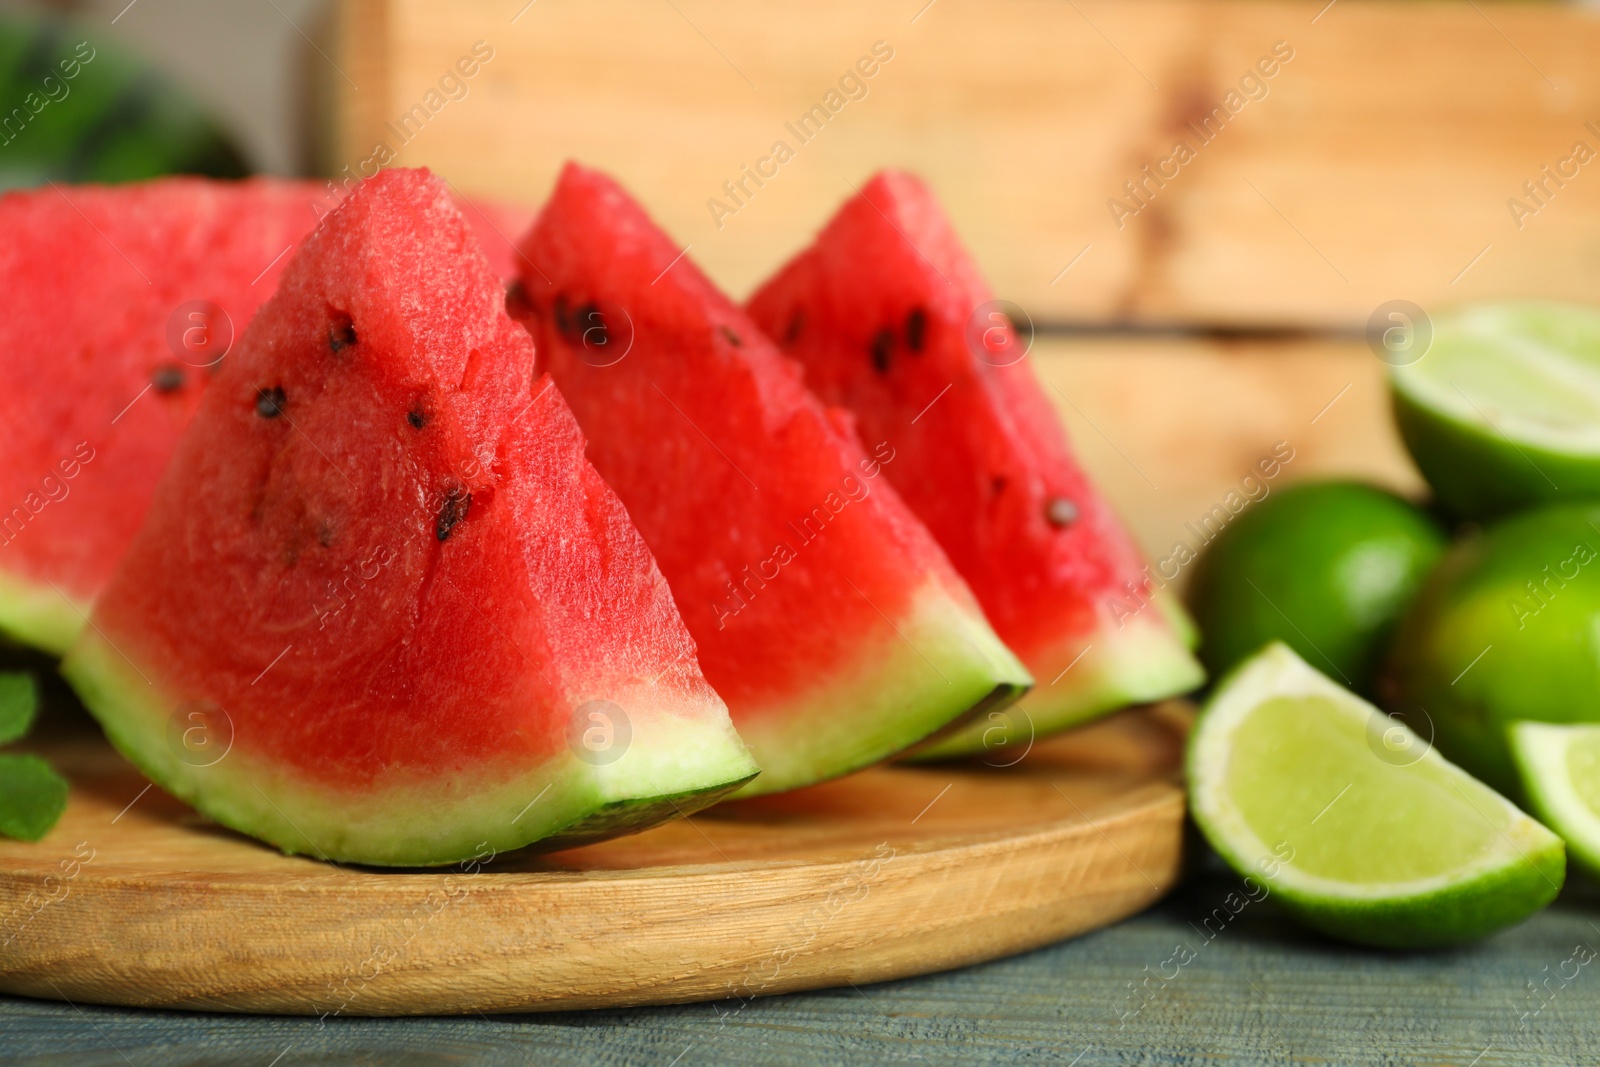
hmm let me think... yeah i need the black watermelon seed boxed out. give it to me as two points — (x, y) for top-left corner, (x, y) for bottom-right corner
(575, 303), (606, 348)
(436, 487), (471, 542)
(151, 364), (184, 393)
(1046, 497), (1079, 528)
(317, 522), (334, 548)
(328, 314), (357, 354)
(553, 294), (573, 336)
(784, 310), (805, 344)
(870, 327), (894, 374)
(720, 325), (742, 347)
(504, 280), (531, 319)
(407, 409), (426, 430)
(905, 307), (928, 353)
(255, 386), (286, 418)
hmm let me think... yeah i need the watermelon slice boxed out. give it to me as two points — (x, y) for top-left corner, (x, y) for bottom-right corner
(0, 177), (324, 653)
(0, 177), (528, 657)
(510, 164), (1031, 796)
(61, 168), (756, 866)
(746, 171), (1203, 757)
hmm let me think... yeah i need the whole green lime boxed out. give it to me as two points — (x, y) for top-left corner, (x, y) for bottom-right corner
(1186, 480), (1445, 694)
(1390, 302), (1600, 521)
(1382, 501), (1600, 793)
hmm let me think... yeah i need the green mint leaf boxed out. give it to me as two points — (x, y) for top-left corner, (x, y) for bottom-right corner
(0, 673), (38, 747)
(0, 753), (68, 841)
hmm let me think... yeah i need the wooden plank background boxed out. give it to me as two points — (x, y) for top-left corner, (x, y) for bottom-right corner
(328, 0), (1600, 329)
(1034, 335), (1415, 579)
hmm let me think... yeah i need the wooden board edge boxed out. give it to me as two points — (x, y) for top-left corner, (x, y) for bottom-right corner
(0, 783), (1185, 1015)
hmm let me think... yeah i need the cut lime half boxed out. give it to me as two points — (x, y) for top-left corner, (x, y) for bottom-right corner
(1510, 721), (1600, 879)
(1189, 643), (1564, 948)
(1390, 301), (1600, 519)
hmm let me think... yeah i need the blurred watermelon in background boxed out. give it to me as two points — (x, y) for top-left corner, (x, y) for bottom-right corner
(0, 12), (247, 189)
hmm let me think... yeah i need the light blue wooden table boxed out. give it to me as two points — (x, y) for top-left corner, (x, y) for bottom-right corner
(6, 860), (1598, 1066)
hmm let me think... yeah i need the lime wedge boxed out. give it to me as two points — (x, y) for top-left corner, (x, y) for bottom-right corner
(1390, 301), (1600, 519)
(1189, 643), (1564, 948)
(1510, 721), (1600, 878)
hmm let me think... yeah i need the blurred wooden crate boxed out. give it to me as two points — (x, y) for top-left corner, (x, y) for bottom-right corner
(329, 0), (1600, 330)
(1028, 334), (1415, 571)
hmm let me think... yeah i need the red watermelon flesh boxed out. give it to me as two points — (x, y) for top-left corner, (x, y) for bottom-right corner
(746, 171), (1203, 757)
(453, 191), (536, 281)
(0, 177), (327, 653)
(511, 163), (1031, 796)
(61, 168), (756, 866)
(0, 178), (528, 657)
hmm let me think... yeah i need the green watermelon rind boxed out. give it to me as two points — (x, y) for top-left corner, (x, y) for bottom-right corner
(62, 631), (761, 867)
(0, 569), (85, 656)
(911, 591), (1203, 760)
(729, 578), (1032, 797)
(1157, 586), (1201, 651)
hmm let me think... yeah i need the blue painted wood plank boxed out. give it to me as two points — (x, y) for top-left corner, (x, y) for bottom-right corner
(5, 868), (1600, 1066)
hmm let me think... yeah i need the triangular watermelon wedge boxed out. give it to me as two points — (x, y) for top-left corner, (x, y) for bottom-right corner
(62, 169), (757, 866)
(510, 163), (1032, 795)
(747, 171), (1204, 757)
(0, 179), (529, 657)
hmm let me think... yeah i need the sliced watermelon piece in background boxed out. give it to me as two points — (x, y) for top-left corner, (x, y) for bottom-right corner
(512, 163), (1031, 795)
(0, 177), (323, 653)
(454, 192), (536, 281)
(62, 169), (756, 866)
(747, 171), (1203, 758)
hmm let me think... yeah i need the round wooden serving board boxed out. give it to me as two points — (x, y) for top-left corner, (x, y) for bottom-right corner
(0, 704), (1188, 1016)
